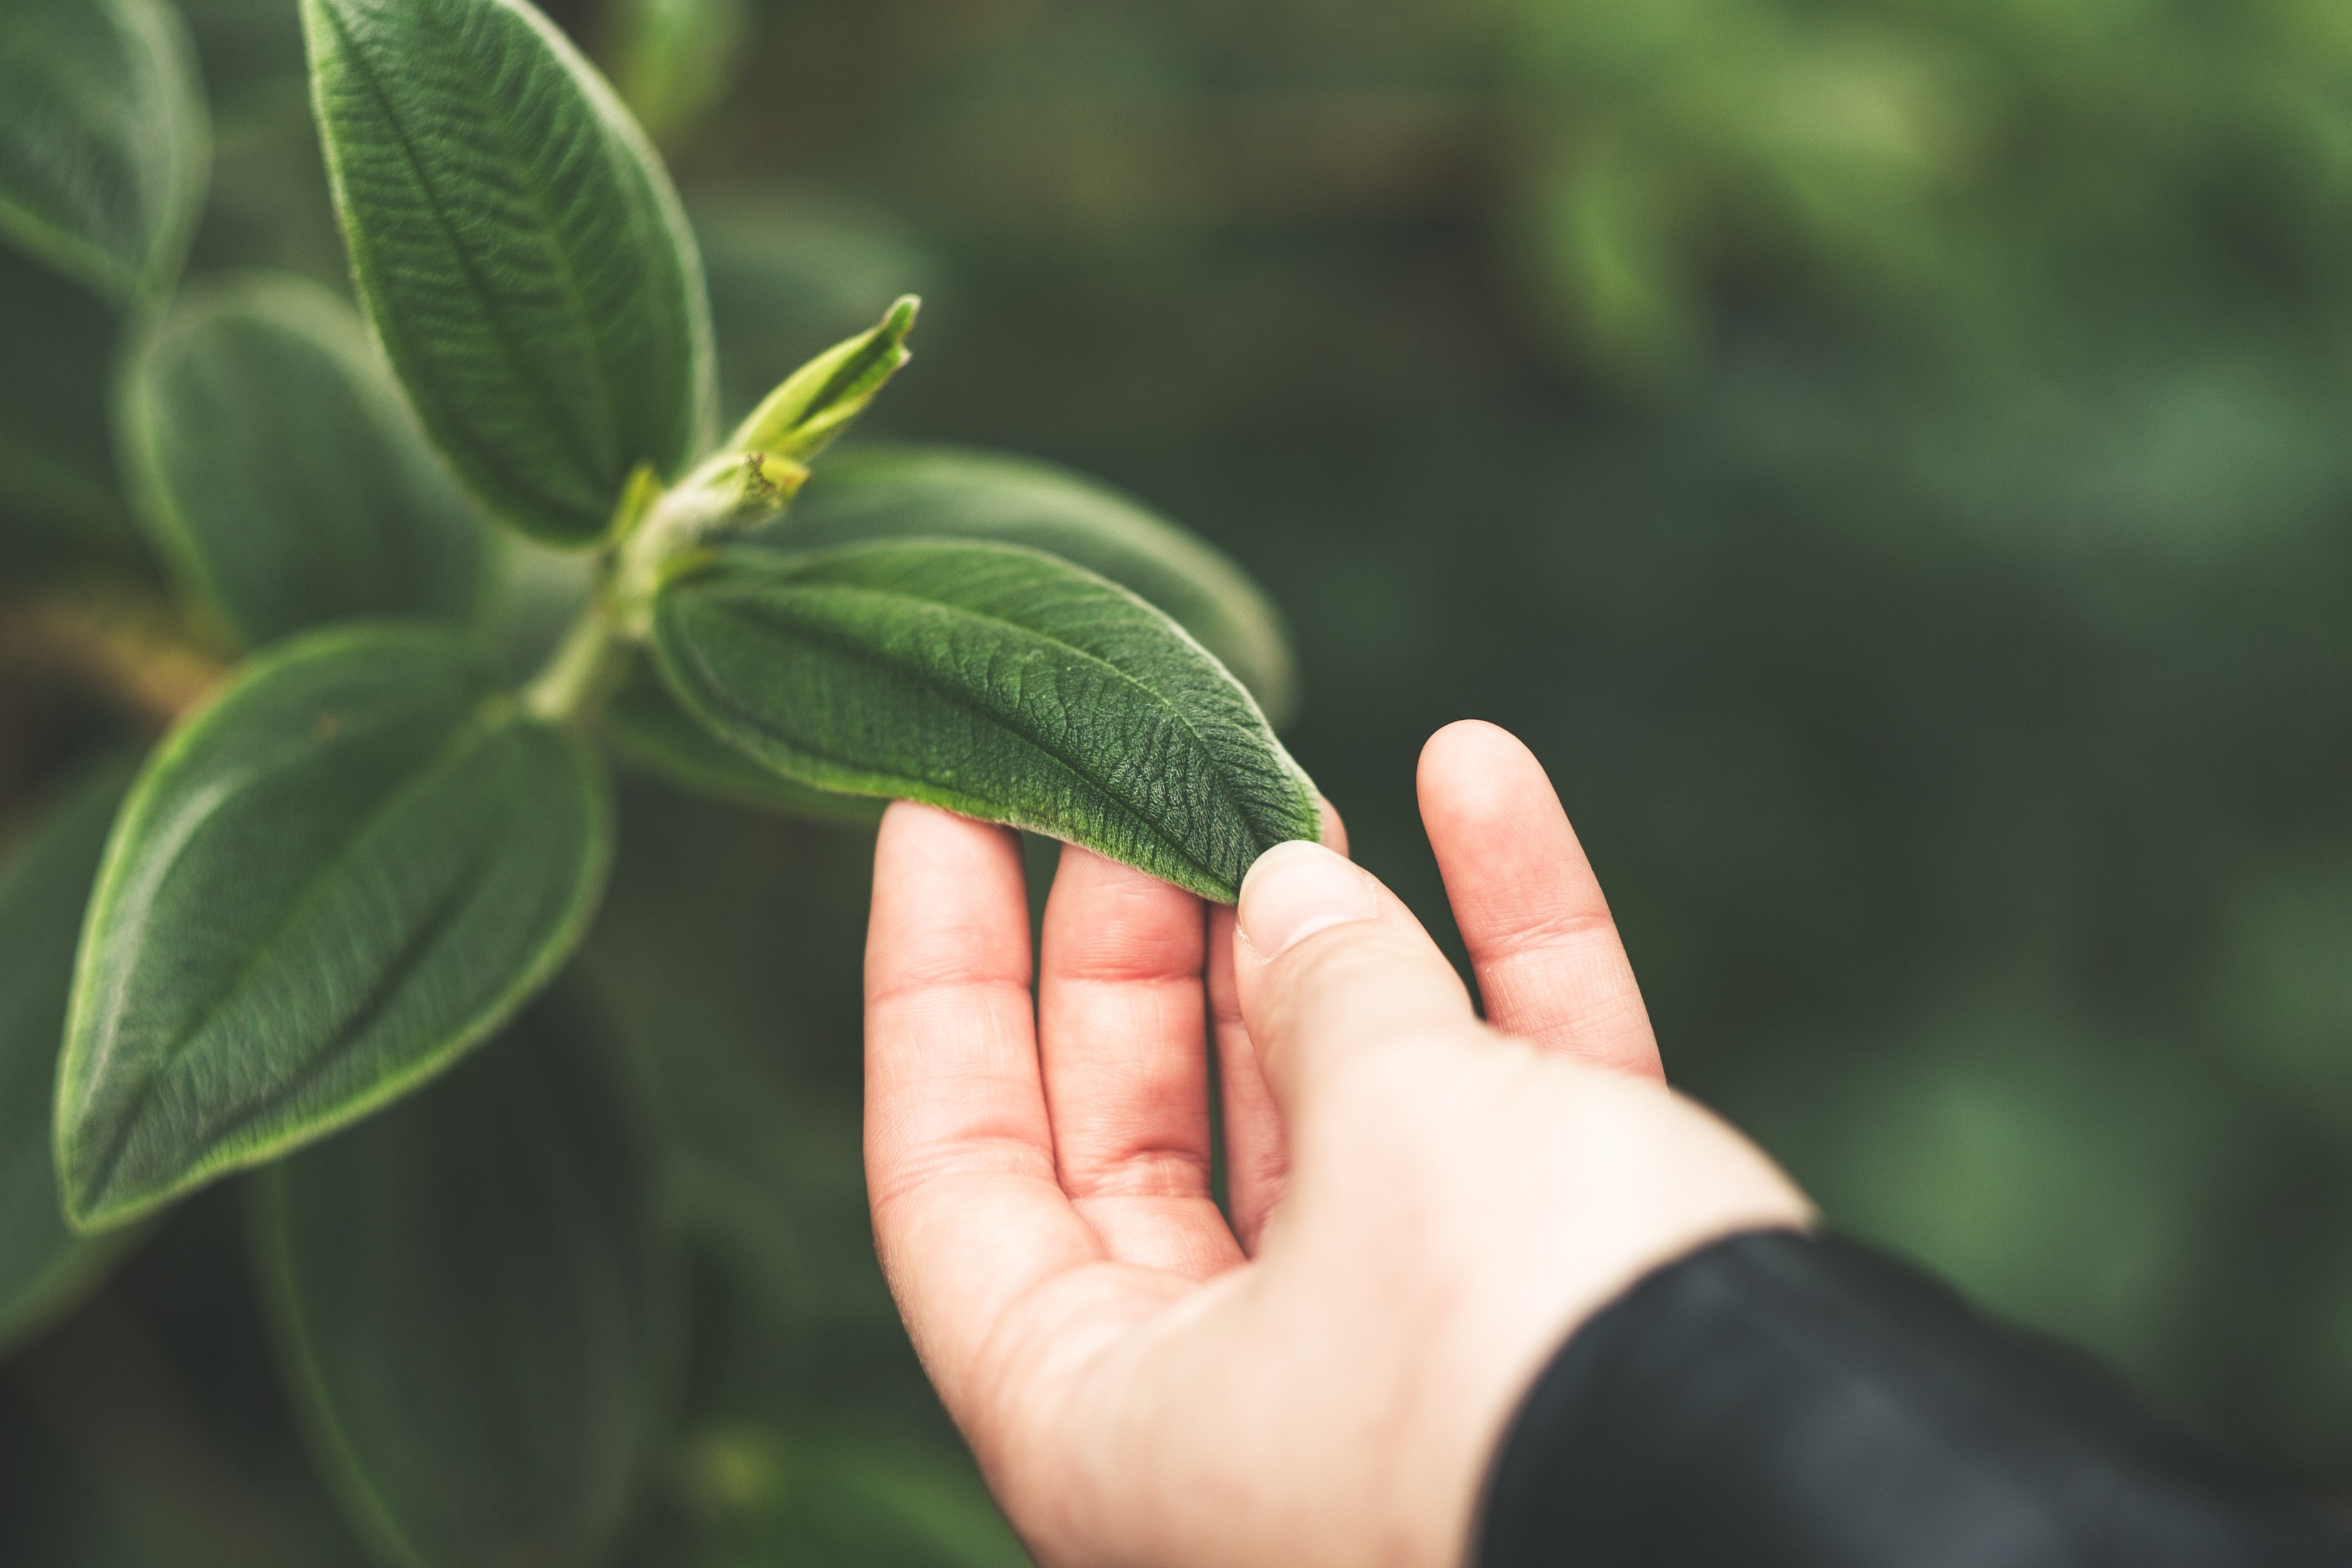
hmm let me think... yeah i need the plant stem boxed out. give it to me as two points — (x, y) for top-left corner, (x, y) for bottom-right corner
(522, 604), (629, 728)
(0, 583), (229, 726)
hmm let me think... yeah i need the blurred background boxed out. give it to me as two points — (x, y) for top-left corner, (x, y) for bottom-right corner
(8, 0), (2352, 1554)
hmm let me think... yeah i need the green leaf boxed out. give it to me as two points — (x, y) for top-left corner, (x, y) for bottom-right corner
(252, 987), (669, 1568)
(602, 656), (883, 827)
(56, 626), (614, 1230)
(651, 540), (1320, 903)
(301, 0), (717, 545)
(0, 760), (145, 1353)
(761, 443), (1301, 726)
(0, 247), (132, 550)
(120, 274), (495, 649)
(727, 296), (918, 465)
(0, 0), (207, 303)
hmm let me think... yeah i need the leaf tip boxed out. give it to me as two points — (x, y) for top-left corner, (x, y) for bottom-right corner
(54, 1147), (160, 1237)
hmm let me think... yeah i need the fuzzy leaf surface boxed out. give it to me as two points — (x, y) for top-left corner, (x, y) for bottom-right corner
(0, 0), (207, 301)
(301, 0), (716, 545)
(252, 989), (666, 1568)
(56, 626), (612, 1229)
(123, 274), (494, 649)
(652, 540), (1319, 902)
(0, 762), (142, 1353)
(602, 656), (882, 827)
(762, 445), (1299, 724)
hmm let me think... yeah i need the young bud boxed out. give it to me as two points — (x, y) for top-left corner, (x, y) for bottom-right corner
(727, 295), (919, 463)
(604, 448), (812, 636)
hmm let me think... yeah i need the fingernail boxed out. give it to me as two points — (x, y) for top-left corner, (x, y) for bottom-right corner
(1238, 841), (1381, 958)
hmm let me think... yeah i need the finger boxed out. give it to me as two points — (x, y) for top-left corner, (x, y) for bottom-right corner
(1209, 905), (1284, 1252)
(1319, 797), (1350, 860)
(865, 803), (1104, 1412)
(1231, 840), (1476, 1120)
(1038, 842), (1241, 1277)
(1212, 800), (1345, 1253)
(1418, 721), (1661, 1078)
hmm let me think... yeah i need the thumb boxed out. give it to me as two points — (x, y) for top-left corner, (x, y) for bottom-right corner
(1232, 841), (1477, 1116)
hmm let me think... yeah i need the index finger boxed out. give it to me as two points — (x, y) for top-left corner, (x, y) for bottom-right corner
(864, 803), (1104, 1413)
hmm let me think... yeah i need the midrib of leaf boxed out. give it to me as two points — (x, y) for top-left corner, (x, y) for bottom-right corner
(453, 1), (625, 483)
(320, 0), (615, 504)
(77, 842), (496, 1214)
(692, 585), (1250, 889)
(834, 574), (1269, 835)
(205, 851), (492, 1148)
(71, 701), (507, 1195)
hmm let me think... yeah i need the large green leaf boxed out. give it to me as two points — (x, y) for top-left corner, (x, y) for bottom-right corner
(301, 0), (716, 545)
(252, 988), (669, 1568)
(602, 656), (883, 827)
(56, 626), (613, 1230)
(121, 274), (495, 649)
(0, 0), (207, 303)
(759, 444), (1300, 725)
(651, 540), (1320, 903)
(0, 761), (143, 1353)
(0, 247), (130, 550)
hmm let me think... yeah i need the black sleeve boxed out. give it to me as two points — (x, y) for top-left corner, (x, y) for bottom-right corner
(1475, 1229), (2352, 1568)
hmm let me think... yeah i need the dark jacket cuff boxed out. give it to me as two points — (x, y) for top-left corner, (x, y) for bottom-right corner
(1475, 1229), (2351, 1567)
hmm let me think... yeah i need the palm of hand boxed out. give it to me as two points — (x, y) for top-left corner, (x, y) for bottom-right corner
(863, 722), (1806, 1568)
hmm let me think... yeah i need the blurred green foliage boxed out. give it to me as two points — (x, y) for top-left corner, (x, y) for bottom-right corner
(7, 0), (2352, 1551)
(1512, 0), (2352, 371)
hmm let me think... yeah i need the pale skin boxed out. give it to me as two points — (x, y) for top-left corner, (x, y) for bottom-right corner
(864, 720), (1812, 1568)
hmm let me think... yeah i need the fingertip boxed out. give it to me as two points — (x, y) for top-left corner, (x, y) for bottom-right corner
(1232, 848), (1474, 1117)
(875, 795), (925, 845)
(1418, 720), (1555, 828)
(877, 797), (1008, 856)
(1415, 725), (1662, 1076)
(1316, 795), (1350, 857)
(1421, 717), (1520, 766)
(1238, 840), (1381, 961)
(867, 802), (1031, 989)
(1041, 836), (1204, 979)
(872, 802), (1027, 904)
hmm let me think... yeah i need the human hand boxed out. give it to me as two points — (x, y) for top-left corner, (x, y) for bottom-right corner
(862, 721), (1810, 1568)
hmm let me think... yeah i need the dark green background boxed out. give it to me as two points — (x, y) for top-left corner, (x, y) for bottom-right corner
(7, 0), (2352, 1552)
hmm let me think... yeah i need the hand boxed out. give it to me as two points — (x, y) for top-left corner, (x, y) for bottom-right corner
(862, 721), (1810, 1568)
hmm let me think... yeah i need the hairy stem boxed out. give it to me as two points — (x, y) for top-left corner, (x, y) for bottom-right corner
(521, 604), (629, 728)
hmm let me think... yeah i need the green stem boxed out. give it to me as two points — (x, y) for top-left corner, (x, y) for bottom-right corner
(523, 443), (793, 725)
(522, 605), (629, 728)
